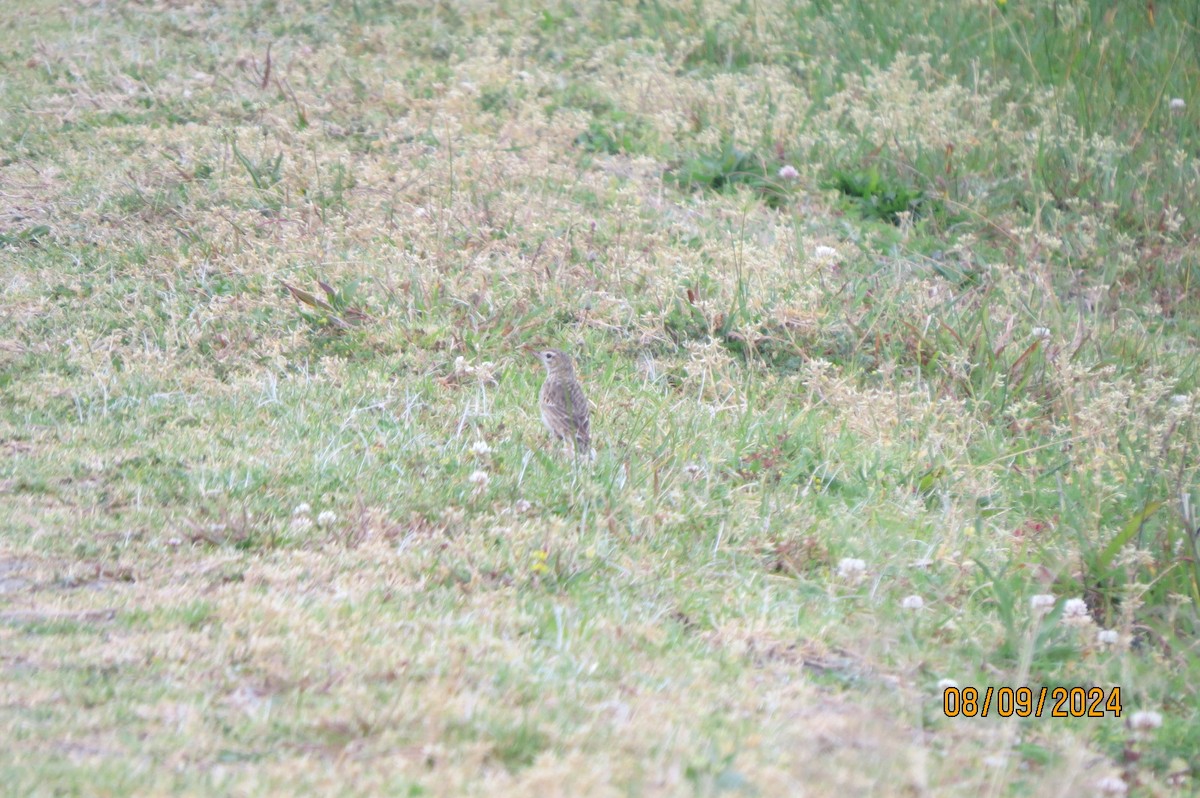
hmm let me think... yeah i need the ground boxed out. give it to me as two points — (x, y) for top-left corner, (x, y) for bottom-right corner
(2, 0), (1199, 795)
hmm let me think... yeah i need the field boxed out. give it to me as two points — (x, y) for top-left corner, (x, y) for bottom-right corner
(3, 0), (1200, 794)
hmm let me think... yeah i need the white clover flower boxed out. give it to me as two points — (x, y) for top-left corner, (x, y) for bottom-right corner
(900, 594), (924, 610)
(837, 557), (867, 579)
(1095, 775), (1128, 796)
(450, 356), (496, 382)
(292, 502), (312, 517)
(1097, 629), (1120, 646)
(1130, 710), (1163, 731)
(1030, 594), (1056, 613)
(316, 510), (338, 528)
(812, 245), (839, 260)
(1031, 326), (1052, 339)
(471, 440), (492, 456)
(514, 499), (533, 513)
(1169, 98), (1186, 112)
(936, 678), (959, 692)
(473, 361), (498, 383)
(1027, 595), (1056, 612)
(290, 516), (314, 532)
(468, 470), (490, 488)
(777, 164), (800, 180)
(1062, 597), (1092, 626)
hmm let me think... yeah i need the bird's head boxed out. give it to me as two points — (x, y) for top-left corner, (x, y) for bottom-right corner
(536, 348), (574, 376)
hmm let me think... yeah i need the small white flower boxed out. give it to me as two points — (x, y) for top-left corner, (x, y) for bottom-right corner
(1130, 710), (1163, 731)
(473, 361), (497, 383)
(1030, 594), (1056, 613)
(167, 537), (182, 547)
(1095, 776), (1127, 796)
(936, 678), (959, 691)
(812, 245), (839, 260)
(1031, 326), (1051, 339)
(1170, 394), (1189, 406)
(290, 516), (314, 532)
(900, 594), (924, 610)
(514, 499), (533, 513)
(1097, 629), (1120, 646)
(316, 510), (338, 528)
(468, 470), (490, 488)
(471, 440), (492, 456)
(1062, 597), (1092, 626)
(837, 557), (867, 579)
(777, 164), (800, 180)
(292, 502), (312, 517)
(1169, 97), (1186, 112)
(683, 463), (704, 479)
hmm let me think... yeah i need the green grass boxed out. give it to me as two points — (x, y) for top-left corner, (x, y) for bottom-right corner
(2, 0), (1198, 794)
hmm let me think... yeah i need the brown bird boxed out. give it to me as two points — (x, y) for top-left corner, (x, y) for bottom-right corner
(536, 349), (591, 456)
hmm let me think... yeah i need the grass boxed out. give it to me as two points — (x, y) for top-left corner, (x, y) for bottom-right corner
(2, 0), (1199, 794)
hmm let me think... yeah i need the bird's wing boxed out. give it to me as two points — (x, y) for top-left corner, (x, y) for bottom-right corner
(568, 380), (590, 447)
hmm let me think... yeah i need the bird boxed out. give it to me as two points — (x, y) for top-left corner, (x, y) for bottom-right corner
(536, 349), (591, 457)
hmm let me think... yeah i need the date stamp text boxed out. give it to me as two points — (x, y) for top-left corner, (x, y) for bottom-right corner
(943, 686), (1122, 718)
